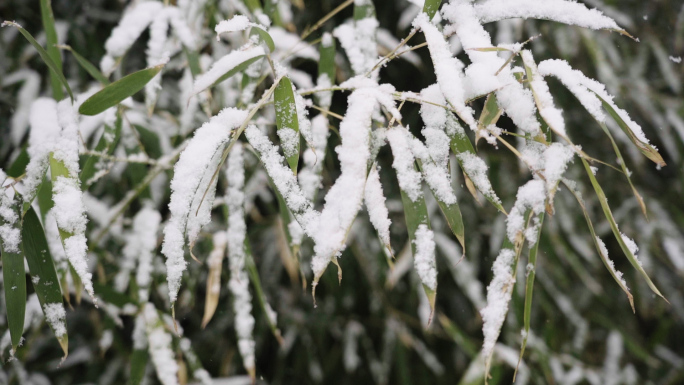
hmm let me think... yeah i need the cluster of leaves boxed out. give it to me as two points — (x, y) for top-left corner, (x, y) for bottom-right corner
(0, 0), (683, 384)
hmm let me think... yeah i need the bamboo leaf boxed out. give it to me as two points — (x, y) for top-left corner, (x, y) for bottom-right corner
(399, 183), (436, 322)
(129, 348), (149, 385)
(318, 33), (336, 84)
(243, 0), (262, 13)
(1, 201), (25, 352)
(81, 109), (122, 187)
(58, 45), (110, 85)
(274, 76), (300, 174)
(22, 206), (68, 356)
(245, 241), (284, 344)
(562, 179), (635, 311)
(252, 26), (275, 53)
(79, 64), (165, 116)
(354, 0), (376, 19)
(2, 21), (73, 102)
(422, 0), (442, 20)
(6, 147), (29, 178)
(194, 54), (264, 97)
(596, 95), (666, 167)
(40, 0), (64, 100)
(581, 158), (666, 302)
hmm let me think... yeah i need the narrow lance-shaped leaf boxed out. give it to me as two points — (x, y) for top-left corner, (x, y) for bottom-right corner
(1, 21), (73, 102)
(399, 184), (436, 323)
(58, 45), (110, 85)
(191, 47), (265, 98)
(515, 212), (545, 381)
(274, 76), (300, 174)
(80, 108), (122, 187)
(245, 241), (284, 344)
(318, 33), (336, 83)
(1, 195), (25, 353)
(201, 232), (227, 329)
(581, 158), (667, 302)
(6, 147), (29, 178)
(562, 179), (635, 311)
(22, 206), (68, 357)
(252, 26), (275, 53)
(40, 0), (64, 100)
(79, 63), (165, 116)
(422, 0), (442, 20)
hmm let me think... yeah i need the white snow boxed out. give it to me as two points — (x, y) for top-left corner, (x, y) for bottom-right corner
(364, 165), (392, 246)
(474, 0), (621, 31)
(414, 224), (437, 291)
(506, 180), (546, 244)
(192, 46), (265, 96)
(410, 137), (457, 205)
(333, 15), (378, 76)
(456, 153), (501, 205)
(162, 107), (247, 304)
(0, 173), (20, 253)
(480, 248), (516, 362)
(215, 15), (251, 36)
(669, 56), (682, 64)
(144, 303), (179, 385)
(22, 98), (61, 204)
(521, 50), (567, 137)
(387, 127), (423, 202)
(596, 236), (629, 289)
(43, 303), (67, 337)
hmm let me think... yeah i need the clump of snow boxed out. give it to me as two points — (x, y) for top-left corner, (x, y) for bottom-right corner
(521, 50), (567, 137)
(414, 224), (437, 290)
(596, 236), (629, 289)
(144, 303), (179, 385)
(506, 180), (546, 244)
(669, 56), (682, 64)
(456, 153), (502, 205)
(480, 248), (516, 361)
(333, 13), (379, 76)
(364, 165), (392, 246)
(0, 173), (20, 253)
(162, 107), (247, 304)
(387, 127), (423, 202)
(620, 233), (643, 267)
(410, 136), (457, 205)
(22, 98), (61, 204)
(215, 15), (251, 35)
(43, 303), (67, 337)
(192, 46), (265, 96)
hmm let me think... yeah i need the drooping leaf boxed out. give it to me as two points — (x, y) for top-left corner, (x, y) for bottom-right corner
(6, 147), (29, 178)
(252, 26), (275, 52)
(2, 21), (73, 102)
(422, 0), (442, 20)
(22, 206), (68, 356)
(245, 240), (284, 344)
(40, 0), (64, 100)
(58, 45), (110, 85)
(133, 125), (162, 160)
(274, 76), (300, 174)
(193, 54), (264, 97)
(79, 63), (165, 116)
(581, 158), (667, 302)
(1, 201), (25, 352)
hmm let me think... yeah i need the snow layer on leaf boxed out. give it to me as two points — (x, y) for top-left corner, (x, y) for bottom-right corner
(145, 11), (170, 113)
(101, 1), (164, 74)
(542, 143), (575, 196)
(410, 137), (457, 205)
(333, 17), (379, 76)
(215, 15), (251, 35)
(23, 98), (60, 203)
(311, 83), (399, 279)
(387, 127), (422, 202)
(539, 59), (651, 145)
(506, 180), (546, 244)
(0, 176), (20, 253)
(166, 6), (197, 50)
(298, 114), (330, 201)
(192, 46), (265, 95)
(162, 107), (247, 304)
(123, 207), (162, 302)
(414, 224), (437, 290)
(474, 0), (621, 31)
(480, 248), (516, 362)
(521, 50), (567, 137)
(364, 165), (392, 246)
(43, 303), (67, 337)
(456, 153), (501, 205)
(413, 13), (477, 131)
(596, 236), (629, 289)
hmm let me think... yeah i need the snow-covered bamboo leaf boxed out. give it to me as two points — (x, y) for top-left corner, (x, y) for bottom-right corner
(79, 63), (165, 116)
(252, 26), (275, 52)
(597, 96), (666, 167)
(477, 93), (503, 139)
(201, 232), (227, 329)
(422, 0), (442, 20)
(40, 0), (64, 100)
(1, 189), (25, 354)
(274, 76), (300, 174)
(581, 158), (667, 302)
(354, 0), (376, 20)
(22, 206), (68, 357)
(191, 47), (265, 97)
(6, 148), (29, 178)
(80, 109), (122, 187)
(1, 21), (73, 102)
(58, 45), (110, 85)
(143, 303), (179, 385)
(562, 179), (635, 311)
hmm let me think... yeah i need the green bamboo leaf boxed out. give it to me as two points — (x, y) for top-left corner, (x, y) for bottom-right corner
(399, 182), (436, 321)
(36, 174), (53, 220)
(2, 21), (73, 102)
(562, 179), (635, 310)
(263, 0), (283, 27)
(318, 33), (336, 84)
(515, 212), (545, 380)
(422, 0), (442, 20)
(477, 93), (503, 137)
(129, 348), (149, 385)
(245, 241), (284, 344)
(469, 47), (511, 52)
(252, 26), (275, 53)
(22, 206), (68, 357)
(81, 110), (122, 187)
(40, 0), (64, 100)
(6, 147), (29, 178)
(595, 95), (666, 167)
(243, 0), (262, 12)
(274, 76), (300, 174)
(1, 200), (25, 352)
(185, 48), (202, 78)
(581, 158), (667, 302)
(134, 125), (162, 160)
(79, 63), (165, 116)
(58, 45), (110, 85)
(354, 0), (376, 20)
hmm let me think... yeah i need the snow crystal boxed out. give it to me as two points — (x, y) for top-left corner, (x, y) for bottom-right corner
(414, 224), (437, 290)
(474, 0), (621, 31)
(364, 165), (392, 246)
